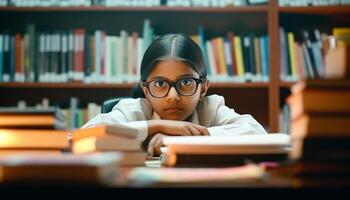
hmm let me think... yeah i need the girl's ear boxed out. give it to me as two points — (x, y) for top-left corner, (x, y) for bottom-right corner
(199, 79), (209, 101)
(139, 81), (149, 98)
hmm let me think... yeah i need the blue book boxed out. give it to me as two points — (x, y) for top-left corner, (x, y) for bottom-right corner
(197, 26), (211, 76)
(84, 32), (90, 77)
(9, 36), (15, 82)
(311, 42), (324, 77)
(279, 28), (289, 79)
(3, 34), (9, 82)
(94, 30), (101, 81)
(142, 19), (152, 53)
(265, 36), (270, 78)
(259, 36), (267, 78)
(70, 97), (78, 130)
(0, 34), (3, 82)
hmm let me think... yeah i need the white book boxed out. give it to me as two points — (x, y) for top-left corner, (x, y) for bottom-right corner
(137, 38), (144, 79)
(205, 40), (217, 77)
(105, 36), (112, 83)
(114, 36), (122, 83)
(163, 133), (291, 154)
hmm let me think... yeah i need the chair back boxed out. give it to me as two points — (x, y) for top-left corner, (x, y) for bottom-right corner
(101, 97), (126, 113)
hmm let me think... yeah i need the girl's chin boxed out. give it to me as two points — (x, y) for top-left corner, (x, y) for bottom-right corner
(162, 114), (187, 121)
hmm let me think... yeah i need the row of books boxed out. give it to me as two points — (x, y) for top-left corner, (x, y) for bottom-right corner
(279, 0), (350, 6)
(194, 29), (270, 82)
(0, 0), (267, 7)
(0, 20), (154, 83)
(165, 0), (268, 7)
(5, 97), (101, 130)
(0, 106), (67, 130)
(279, 27), (350, 82)
(63, 97), (101, 130)
(0, 25), (269, 84)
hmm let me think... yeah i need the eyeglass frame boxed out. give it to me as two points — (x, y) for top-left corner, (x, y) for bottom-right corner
(141, 77), (205, 98)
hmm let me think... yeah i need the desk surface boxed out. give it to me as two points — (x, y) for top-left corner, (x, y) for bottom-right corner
(0, 159), (349, 189)
(114, 160), (350, 188)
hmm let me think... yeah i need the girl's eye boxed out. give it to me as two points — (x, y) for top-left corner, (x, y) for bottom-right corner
(181, 79), (193, 86)
(155, 80), (166, 87)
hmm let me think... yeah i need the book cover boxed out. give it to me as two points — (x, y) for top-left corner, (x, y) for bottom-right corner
(324, 42), (350, 79)
(0, 152), (122, 186)
(290, 114), (350, 139)
(72, 124), (139, 141)
(0, 129), (69, 149)
(162, 134), (290, 167)
(129, 164), (265, 186)
(72, 136), (142, 153)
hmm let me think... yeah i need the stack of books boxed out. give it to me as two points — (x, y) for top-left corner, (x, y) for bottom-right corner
(161, 134), (291, 167)
(0, 106), (67, 130)
(72, 125), (146, 166)
(0, 107), (69, 155)
(287, 79), (350, 175)
(0, 152), (122, 186)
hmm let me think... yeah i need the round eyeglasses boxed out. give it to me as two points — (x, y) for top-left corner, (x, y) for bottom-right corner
(142, 77), (204, 98)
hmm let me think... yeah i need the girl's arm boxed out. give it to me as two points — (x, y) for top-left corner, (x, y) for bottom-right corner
(81, 110), (209, 142)
(198, 95), (268, 136)
(208, 105), (268, 136)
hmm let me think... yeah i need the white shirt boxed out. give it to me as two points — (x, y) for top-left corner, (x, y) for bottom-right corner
(81, 95), (267, 141)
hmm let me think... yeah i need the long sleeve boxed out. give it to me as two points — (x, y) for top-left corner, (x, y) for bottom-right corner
(81, 98), (152, 141)
(197, 95), (267, 136)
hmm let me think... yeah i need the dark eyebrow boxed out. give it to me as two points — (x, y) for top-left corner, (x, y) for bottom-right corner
(177, 74), (197, 78)
(148, 74), (198, 81)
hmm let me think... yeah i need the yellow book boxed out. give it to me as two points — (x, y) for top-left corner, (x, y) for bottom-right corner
(254, 37), (261, 76)
(73, 124), (139, 141)
(0, 149), (61, 156)
(288, 32), (298, 78)
(72, 136), (141, 154)
(234, 36), (244, 76)
(217, 37), (227, 75)
(0, 114), (66, 129)
(333, 27), (350, 36)
(333, 27), (350, 44)
(0, 129), (69, 149)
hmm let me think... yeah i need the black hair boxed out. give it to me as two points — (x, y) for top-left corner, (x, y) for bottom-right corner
(132, 33), (207, 98)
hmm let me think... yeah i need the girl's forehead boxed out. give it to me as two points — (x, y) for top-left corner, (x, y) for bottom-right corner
(147, 60), (199, 80)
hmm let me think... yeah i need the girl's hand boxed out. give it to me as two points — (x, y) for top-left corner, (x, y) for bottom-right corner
(147, 133), (166, 157)
(147, 120), (209, 137)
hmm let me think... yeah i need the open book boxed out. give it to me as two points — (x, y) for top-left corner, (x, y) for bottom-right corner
(161, 133), (291, 167)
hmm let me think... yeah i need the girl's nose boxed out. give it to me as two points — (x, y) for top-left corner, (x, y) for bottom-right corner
(166, 87), (180, 102)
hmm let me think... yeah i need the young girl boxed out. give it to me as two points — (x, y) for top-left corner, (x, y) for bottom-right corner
(82, 34), (267, 156)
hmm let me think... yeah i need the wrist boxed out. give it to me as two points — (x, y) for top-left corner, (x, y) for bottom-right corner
(147, 120), (162, 137)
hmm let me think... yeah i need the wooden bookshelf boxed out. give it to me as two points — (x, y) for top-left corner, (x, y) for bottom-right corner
(0, 6), (268, 12)
(279, 81), (296, 88)
(0, 82), (269, 89)
(0, 0), (349, 132)
(278, 5), (350, 14)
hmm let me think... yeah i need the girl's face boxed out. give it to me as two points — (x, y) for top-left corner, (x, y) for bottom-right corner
(141, 60), (208, 121)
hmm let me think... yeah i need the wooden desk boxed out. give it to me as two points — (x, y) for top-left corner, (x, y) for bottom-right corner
(114, 160), (350, 188)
